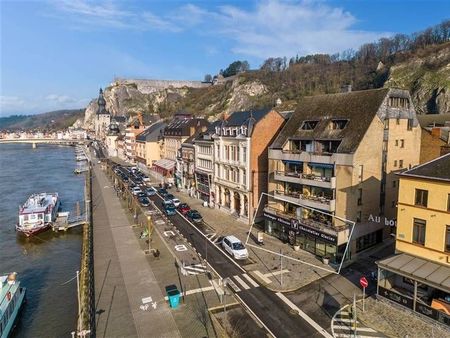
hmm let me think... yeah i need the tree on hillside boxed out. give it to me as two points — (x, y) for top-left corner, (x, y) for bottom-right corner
(204, 74), (212, 83)
(222, 60), (250, 77)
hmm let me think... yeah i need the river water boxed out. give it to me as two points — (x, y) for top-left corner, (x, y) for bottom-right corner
(0, 143), (84, 338)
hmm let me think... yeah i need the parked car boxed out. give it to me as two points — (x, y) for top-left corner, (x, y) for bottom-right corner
(164, 202), (177, 216)
(131, 187), (142, 195)
(186, 210), (203, 224)
(138, 197), (151, 207)
(177, 203), (190, 215)
(158, 188), (168, 197)
(145, 187), (156, 196)
(171, 198), (181, 207)
(165, 194), (175, 201)
(222, 235), (249, 260)
(137, 191), (146, 199)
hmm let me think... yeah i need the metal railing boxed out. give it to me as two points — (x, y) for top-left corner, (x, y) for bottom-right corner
(275, 190), (333, 205)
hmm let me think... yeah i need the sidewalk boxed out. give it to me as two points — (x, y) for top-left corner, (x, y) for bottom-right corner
(92, 163), (181, 338)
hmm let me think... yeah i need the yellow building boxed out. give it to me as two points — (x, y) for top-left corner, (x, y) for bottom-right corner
(135, 121), (166, 170)
(377, 153), (450, 326)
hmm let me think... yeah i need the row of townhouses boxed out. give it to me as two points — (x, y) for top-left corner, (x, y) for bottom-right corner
(93, 86), (450, 326)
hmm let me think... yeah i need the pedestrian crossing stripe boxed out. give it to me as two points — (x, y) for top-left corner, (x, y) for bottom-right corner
(233, 275), (250, 290)
(182, 263), (208, 275)
(224, 274), (259, 293)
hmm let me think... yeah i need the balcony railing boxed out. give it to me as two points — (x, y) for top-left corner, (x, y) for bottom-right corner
(301, 173), (332, 182)
(275, 170), (302, 178)
(275, 190), (333, 205)
(264, 205), (338, 231)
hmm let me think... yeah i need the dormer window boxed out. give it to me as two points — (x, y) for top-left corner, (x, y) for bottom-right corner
(329, 119), (348, 130)
(388, 97), (410, 108)
(301, 120), (318, 130)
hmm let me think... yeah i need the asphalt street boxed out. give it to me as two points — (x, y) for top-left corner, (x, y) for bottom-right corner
(148, 191), (331, 338)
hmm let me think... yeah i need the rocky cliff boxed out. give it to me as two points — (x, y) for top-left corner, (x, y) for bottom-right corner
(385, 44), (450, 114)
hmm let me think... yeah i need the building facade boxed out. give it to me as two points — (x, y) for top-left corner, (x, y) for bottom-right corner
(193, 123), (220, 204)
(377, 153), (450, 327)
(163, 115), (209, 187)
(265, 88), (421, 263)
(213, 109), (286, 224)
(135, 121), (166, 170)
(179, 136), (196, 193)
(124, 113), (146, 163)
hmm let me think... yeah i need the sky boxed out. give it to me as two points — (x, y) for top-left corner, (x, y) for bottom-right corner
(1, 0), (449, 117)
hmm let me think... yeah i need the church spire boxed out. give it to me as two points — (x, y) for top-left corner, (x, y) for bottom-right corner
(96, 88), (109, 115)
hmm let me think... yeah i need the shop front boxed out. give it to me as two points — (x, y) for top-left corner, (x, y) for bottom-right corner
(377, 253), (450, 327)
(195, 171), (211, 203)
(263, 209), (345, 263)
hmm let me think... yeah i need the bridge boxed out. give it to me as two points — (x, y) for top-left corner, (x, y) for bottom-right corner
(0, 138), (88, 148)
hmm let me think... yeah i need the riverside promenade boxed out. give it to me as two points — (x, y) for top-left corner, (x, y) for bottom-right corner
(92, 162), (180, 338)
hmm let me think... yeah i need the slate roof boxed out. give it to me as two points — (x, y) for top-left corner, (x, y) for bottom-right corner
(270, 88), (390, 153)
(136, 121), (166, 142)
(224, 108), (271, 127)
(194, 120), (221, 142)
(164, 118), (209, 137)
(400, 152), (450, 182)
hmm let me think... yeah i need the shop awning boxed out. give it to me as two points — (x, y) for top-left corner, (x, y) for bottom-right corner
(377, 253), (450, 292)
(153, 159), (175, 171)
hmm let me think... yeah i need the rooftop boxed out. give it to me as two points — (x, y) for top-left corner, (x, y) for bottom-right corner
(400, 152), (450, 182)
(271, 88), (391, 153)
(136, 121), (166, 142)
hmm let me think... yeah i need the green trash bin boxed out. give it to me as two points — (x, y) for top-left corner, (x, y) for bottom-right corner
(168, 290), (180, 309)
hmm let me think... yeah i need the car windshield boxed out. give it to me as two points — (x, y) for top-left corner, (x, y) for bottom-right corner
(232, 242), (245, 250)
(192, 213), (201, 218)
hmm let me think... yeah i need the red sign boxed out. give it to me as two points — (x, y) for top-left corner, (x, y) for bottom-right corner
(360, 276), (368, 288)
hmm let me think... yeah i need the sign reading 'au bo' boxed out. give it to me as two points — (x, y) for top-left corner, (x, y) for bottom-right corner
(368, 214), (396, 227)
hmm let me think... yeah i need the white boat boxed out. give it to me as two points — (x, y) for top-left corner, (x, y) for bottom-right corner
(0, 273), (26, 338)
(16, 193), (60, 236)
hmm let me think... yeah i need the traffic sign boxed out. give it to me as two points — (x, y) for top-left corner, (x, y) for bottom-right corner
(360, 276), (368, 288)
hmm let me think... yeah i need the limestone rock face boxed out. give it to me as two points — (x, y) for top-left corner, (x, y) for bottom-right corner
(385, 45), (450, 114)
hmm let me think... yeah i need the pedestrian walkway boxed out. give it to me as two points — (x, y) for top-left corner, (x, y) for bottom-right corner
(92, 163), (181, 338)
(331, 304), (386, 338)
(224, 273), (260, 293)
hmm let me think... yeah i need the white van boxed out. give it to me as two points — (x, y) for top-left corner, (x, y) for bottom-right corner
(222, 236), (249, 260)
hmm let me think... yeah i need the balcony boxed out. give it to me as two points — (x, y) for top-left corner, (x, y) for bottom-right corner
(273, 190), (336, 212)
(269, 148), (353, 166)
(274, 171), (336, 188)
(264, 205), (346, 234)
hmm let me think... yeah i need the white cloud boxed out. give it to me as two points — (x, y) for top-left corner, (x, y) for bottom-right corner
(49, 0), (389, 60)
(45, 94), (76, 103)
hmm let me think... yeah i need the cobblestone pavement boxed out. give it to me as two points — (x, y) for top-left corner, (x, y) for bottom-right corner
(332, 304), (386, 337)
(357, 297), (450, 338)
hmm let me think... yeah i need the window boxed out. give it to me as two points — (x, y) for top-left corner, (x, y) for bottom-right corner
(412, 218), (426, 245)
(399, 160), (403, 168)
(446, 226), (450, 252)
(242, 170), (246, 185)
(357, 188), (362, 205)
(447, 194), (450, 212)
(407, 119), (413, 131)
(358, 165), (364, 182)
(395, 140), (399, 146)
(242, 147), (247, 163)
(394, 160), (397, 167)
(415, 189), (428, 207)
(329, 119), (349, 130)
(392, 180), (396, 188)
(400, 139), (404, 148)
(301, 120), (318, 130)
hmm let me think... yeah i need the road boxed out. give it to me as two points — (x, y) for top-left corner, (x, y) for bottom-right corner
(148, 192), (331, 338)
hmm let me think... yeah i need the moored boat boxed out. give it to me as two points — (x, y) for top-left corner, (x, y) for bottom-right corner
(0, 273), (26, 338)
(16, 193), (60, 236)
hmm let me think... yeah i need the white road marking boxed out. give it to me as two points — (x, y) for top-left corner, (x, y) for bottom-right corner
(263, 269), (290, 278)
(253, 270), (272, 284)
(163, 286), (215, 300)
(242, 273), (259, 288)
(333, 325), (377, 333)
(174, 244), (188, 251)
(233, 275), (250, 290)
(183, 265), (208, 273)
(224, 277), (241, 293)
(163, 230), (175, 237)
(141, 296), (152, 304)
(276, 292), (333, 338)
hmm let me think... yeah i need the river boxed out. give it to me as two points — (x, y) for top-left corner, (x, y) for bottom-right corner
(0, 143), (84, 338)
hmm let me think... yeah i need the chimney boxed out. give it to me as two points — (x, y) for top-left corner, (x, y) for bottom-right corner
(341, 84), (352, 93)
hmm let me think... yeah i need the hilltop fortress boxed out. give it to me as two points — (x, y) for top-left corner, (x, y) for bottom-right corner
(110, 78), (210, 94)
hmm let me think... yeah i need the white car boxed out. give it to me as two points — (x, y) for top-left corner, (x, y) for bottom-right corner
(222, 235), (248, 260)
(131, 187), (142, 195)
(171, 198), (181, 207)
